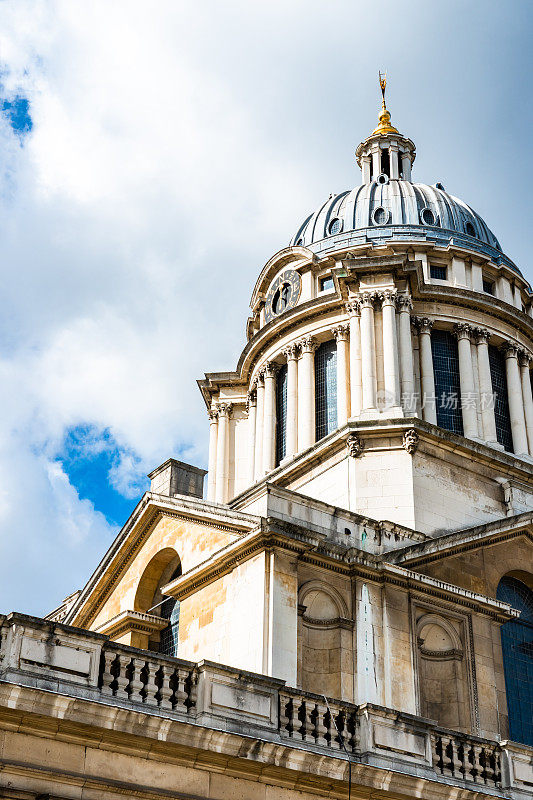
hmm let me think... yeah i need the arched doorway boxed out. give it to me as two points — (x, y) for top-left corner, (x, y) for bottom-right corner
(497, 574), (533, 746)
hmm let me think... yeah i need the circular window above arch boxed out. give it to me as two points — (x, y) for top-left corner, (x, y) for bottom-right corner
(375, 173), (389, 185)
(420, 207), (437, 226)
(372, 206), (390, 226)
(465, 221), (476, 237)
(328, 217), (343, 236)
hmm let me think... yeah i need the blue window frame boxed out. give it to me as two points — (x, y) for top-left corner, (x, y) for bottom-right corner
(158, 564), (182, 657)
(430, 264), (447, 281)
(497, 576), (533, 746)
(431, 330), (463, 435)
(315, 340), (337, 441)
(488, 345), (514, 452)
(276, 363), (288, 465)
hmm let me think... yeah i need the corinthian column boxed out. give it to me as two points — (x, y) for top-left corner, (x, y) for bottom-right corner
(416, 317), (437, 425)
(207, 408), (218, 501)
(359, 292), (378, 412)
(215, 402), (232, 503)
(333, 325), (350, 427)
(254, 371), (265, 479)
(263, 361), (278, 473)
(299, 336), (317, 450)
(454, 323), (479, 439)
(247, 388), (257, 483)
(284, 343), (299, 458)
(474, 328), (498, 444)
(345, 300), (362, 417)
(519, 349), (533, 455)
(397, 295), (415, 414)
(503, 343), (529, 456)
(381, 290), (401, 412)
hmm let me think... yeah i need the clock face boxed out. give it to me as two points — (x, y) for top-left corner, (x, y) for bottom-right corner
(264, 269), (302, 323)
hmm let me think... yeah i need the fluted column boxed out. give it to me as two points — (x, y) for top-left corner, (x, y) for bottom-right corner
(346, 300), (362, 417)
(333, 325), (350, 427)
(474, 328), (498, 444)
(503, 343), (529, 456)
(284, 343), (299, 458)
(215, 402), (232, 503)
(299, 336), (317, 450)
(397, 296), (416, 414)
(381, 290), (401, 412)
(416, 317), (437, 425)
(254, 371), (265, 479)
(454, 323), (479, 439)
(360, 292), (378, 412)
(519, 349), (533, 455)
(247, 388), (257, 483)
(207, 408), (219, 501)
(263, 361), (278, 473)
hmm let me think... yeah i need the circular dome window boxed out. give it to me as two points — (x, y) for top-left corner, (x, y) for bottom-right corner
(375, 173), (389, 185)
(434, 182), (446, 191)
(420, 207), (437, 226)
(296, 237), (304, 246)
(465, 221), (476, 237)
(372, 206), (390, 226)
(328, 217), (343, 236)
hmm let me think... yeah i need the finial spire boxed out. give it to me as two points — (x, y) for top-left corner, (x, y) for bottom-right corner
(379, 71), (387, 107)
(372, 70), (399, 135)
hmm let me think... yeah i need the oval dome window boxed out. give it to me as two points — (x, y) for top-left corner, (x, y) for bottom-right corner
(372, 206), (390, 226)
(375, 173), (389, 185)
(328, 217), (343, 236)
(420, 207), (436, 226)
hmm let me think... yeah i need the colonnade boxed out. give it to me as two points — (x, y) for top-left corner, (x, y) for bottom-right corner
(207, 298), (533, 503)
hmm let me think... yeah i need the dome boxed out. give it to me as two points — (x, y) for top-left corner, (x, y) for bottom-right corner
(290, 179), (504, 258)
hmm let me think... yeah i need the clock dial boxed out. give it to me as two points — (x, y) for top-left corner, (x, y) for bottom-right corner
(264, 269), (302, 323)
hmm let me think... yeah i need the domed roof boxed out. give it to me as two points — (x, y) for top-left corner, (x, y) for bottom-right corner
(290, 179), (502, 254)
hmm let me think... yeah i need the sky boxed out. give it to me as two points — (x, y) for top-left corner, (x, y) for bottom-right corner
(0, 0), (531, 616)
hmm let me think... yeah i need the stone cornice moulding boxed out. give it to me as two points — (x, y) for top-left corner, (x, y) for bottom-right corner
(94, 609), (168, 639)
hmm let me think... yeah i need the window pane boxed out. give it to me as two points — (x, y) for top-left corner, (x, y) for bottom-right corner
(315, 341), (337, 441)
(431, 330), (463, 435)
(430, 264), (447, 280)
(497, 577), (533, 746)
(276, 363), (288, 465)
(158, 564), (181, 657)
(488, 345), (514, 452)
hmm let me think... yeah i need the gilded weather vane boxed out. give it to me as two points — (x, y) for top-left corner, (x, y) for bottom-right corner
(379, 71), (387, 106)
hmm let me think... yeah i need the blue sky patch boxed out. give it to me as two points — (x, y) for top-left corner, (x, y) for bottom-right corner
(57, 424), (148, 525)
(2, 95), (32, 135)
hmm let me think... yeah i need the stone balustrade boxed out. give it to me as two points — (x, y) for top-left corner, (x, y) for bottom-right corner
(1, 613), (532, 798)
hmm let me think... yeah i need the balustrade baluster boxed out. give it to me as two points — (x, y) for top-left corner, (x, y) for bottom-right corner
(100, 649), (118, 696)
(158, 664), (173, 710)
(315, 702), (329, 747)
(129, 657), (145, 704)
(115, 656), (131, 698)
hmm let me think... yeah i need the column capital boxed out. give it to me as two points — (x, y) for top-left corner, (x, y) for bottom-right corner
(501, 341), (520, 359)
(345, 299), (361, 317)
(518, 348), (532, 368)
(359, 290), (381, 308)
(246, 388), (257, 410)
(474, 327), (491, 345)
(217, 402), (233, 417)
(255, 368), (265, 386)
(264, 360), (279, 378)
(381, 288), (398, 308)
(299, 335), (318, 354)
(453, 322), (474, 341)
(208, 408), (219, 422)
(414, 316), (434, 334)
(397, 294), (413, 312)
(332, 324), (349, 342)
(283, 342), (300, 361)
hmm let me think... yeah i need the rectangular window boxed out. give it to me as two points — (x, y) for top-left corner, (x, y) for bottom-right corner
(275, 363), (288, 465)
(430, 264), (447, 281)
(483, 278), (495, 295)
(488, 345), (514, 452)
(315, 341), (337, 441)
(319, 276), (334, 292)
(431, 330), (464, 435)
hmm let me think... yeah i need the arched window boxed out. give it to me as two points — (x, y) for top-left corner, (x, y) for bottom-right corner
(315, 340), (337, 441)
(431, 330), (463, 435)
(497, 576), (533, 745)
(488, 346), (513, 452)
(158, 564), (182, 657)
(276, 363), (288, 465)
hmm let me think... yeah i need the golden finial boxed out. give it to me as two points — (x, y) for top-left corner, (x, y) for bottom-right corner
(372, 70), (399, 136)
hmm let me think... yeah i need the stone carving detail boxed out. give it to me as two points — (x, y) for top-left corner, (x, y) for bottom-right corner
(299, 335), (318, 354)
(473, 327), (490, 344)
(246, 388), (257, 411)
(414, 316), (434, 333)
(518, 348), (532, 368)
(346, 433), (364, 458)
(264, 360), (279, 377)
(453, 322), (473, 340)
(344, 299), (360, 317)
(217, 402), (233, 417)
(208, 408), (219, 422)
(283, 342), (300, 360)
(359, 290), (382, 308)
(403, 428), (419, 454)
(332, 324), (349, 342)
(381, 288), (398, 306)
(501, 341), (519, 358)
(397, 294), (413, 311)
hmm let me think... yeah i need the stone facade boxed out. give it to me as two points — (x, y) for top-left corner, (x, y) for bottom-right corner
(2, 95), (533, 799)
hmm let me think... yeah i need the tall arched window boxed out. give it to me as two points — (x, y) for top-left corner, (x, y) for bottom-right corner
(489, 345), (513, 452)
(276, 363), (288, 465)
(497, 576), (533, 745)
(315, 340), (337, 441)
(159, 564), (182, 657)
(431, 330), (463, 435)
